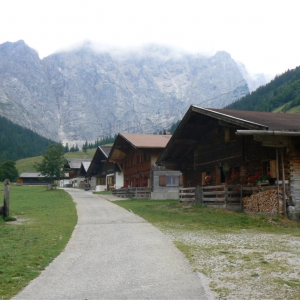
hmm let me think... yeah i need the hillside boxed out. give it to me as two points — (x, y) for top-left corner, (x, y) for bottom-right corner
(0, 115), (55, 164)
(226, 66), (300, 113)
(15, 148), (97, 174)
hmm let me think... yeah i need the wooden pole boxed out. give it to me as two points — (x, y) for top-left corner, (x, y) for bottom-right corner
(3, 179), (10, 218)
(195, 185), (201, 204)
(276, 148), (280, 215)
(240, 185), (243, 212)
(281, 150), (287, 217)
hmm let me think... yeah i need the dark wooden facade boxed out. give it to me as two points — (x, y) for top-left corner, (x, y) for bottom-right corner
(157, 106), (300, 217)
(87, 146), (121, 190)
(17, 173), (53, 185)
(109, 133), (172, 188)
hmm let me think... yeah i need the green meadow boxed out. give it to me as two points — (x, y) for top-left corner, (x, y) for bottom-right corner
(0, 186), (77, 299)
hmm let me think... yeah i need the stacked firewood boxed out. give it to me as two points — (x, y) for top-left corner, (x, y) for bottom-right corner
(243, 189), (286, 214)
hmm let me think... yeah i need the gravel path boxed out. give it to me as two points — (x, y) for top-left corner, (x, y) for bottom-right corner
(162, 228), (300, 299)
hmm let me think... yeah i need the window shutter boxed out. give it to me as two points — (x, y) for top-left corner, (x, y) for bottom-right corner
(159, 175), (166, 186)
(270, 160), (277, 178)
(179, 175), (183, 186)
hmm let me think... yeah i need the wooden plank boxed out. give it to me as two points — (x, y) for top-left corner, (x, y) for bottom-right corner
(203, 191), (226, 195)
(203, 197), (225, 202)
(203, 185), (225, 189)
(179, 193), (195, 196)
(180, 187), (195, 190)
(203, 198), (225, 204)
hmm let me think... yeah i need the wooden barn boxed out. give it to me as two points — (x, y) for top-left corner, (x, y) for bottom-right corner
(87, 146), (123, 191)
(157, 105), (300, 219)
(17, 173), (53, 185)
(65, 158), (91, 187)
(108, 133), (182, 199)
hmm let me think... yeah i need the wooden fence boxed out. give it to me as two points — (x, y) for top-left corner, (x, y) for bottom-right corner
(112, 187), (151, 199)
(180, 185), (242, 208)
(179, 184), (286, 210)
(179, 187), (195, 202)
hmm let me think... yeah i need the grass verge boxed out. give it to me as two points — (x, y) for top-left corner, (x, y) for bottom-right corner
(93, 191), (113, 195)
(114, 199), (300, 299)
(114, 199), (300, 233)
(0, 186), (77, 300)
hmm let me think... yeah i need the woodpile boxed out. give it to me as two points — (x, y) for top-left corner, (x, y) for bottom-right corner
(243, 189), (286, 214)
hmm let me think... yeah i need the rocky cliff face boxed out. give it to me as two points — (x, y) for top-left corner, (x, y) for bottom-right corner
(0, 41), (60, 141)
(0, 41), (265, 145)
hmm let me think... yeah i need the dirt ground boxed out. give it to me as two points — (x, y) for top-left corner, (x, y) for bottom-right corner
(162, 228), (300, 299)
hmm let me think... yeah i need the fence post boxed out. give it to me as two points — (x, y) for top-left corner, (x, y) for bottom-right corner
(4, 179), (10, 218)
(195, 185), (201, 204)
(224, 185), (228, 206)
(135, 188), (138, 198)
(240, 185), (243, 211)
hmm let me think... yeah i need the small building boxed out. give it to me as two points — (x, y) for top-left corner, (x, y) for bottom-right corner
(66, 158), (91, 187)
(87, 146), (123, 191)
(157, 105), (300, 218)
(17, 173), (53, 185)
(109, 133), (182, 199)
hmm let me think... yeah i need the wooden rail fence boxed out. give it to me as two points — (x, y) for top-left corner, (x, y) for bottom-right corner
(179, 184), (287, 211)
(112, 187), (151, 199)
(180, 185), (242, 208)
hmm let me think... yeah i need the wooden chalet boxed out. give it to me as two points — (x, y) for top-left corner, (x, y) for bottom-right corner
(65, 158), (91, 187)
(157, 105), (300, 218)
(109, 133), (172, 188)
(108, 133), (182, 199)
(87, 146), (122, 191)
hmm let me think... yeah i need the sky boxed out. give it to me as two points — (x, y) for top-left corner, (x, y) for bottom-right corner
(1, 0), (300, 78)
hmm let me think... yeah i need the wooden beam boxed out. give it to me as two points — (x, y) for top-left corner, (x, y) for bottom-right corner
(159, 161), (180, 169)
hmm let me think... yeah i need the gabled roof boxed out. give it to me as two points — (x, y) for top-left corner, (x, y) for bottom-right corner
(109, 133), (172, 163)
(98, 145), (111, 157)
(210, 107), (300, 131)
(157, 105), (300, 166)
(66, 158), (91, 169)
(81, 162), (91, 172)
(19, 172), (45, 178)
(120, 133), (172, 148)
(87, 146), (113, 175)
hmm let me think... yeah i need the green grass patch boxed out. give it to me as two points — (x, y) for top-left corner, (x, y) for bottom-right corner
(114, 199), (300, 233)
(93, 191), (113, 195)
(0, 186), (77, 299)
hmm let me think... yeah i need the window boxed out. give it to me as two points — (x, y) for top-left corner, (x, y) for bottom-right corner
(166, 175), (179, 186)
(107, 176), (114, 185)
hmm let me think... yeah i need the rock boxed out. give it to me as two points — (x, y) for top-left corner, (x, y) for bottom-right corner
(0, 41), (265, 145)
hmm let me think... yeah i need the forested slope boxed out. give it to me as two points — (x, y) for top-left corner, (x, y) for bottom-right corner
(0, 115), (55, 163)
(226, 66), (300, 113)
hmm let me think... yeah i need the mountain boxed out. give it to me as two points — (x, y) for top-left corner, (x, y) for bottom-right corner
(0, 40), (265, 145)
(225, 66), (300, 113)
